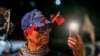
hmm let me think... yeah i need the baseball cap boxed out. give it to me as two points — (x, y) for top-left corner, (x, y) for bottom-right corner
(21, 9), (51, 30)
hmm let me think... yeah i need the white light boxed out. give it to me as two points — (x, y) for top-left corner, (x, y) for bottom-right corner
(0, 41), (6, 45)
(55, 0), (61, 5)
(69, 22), (79, 31)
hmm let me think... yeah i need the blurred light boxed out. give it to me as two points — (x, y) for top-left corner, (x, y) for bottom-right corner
(10, 41), (26, 51)
(55, 0), (61, 5)
(0, 41), (6, 45)
(0, 40), (26, 55)
(30, 1), (35, 7)
(69, 22), (79, 31)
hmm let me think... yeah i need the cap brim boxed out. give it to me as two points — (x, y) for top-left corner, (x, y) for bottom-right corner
(36, 20), (52, 27)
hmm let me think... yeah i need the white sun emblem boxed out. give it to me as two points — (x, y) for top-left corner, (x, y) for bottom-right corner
(34, 11), (43, 18)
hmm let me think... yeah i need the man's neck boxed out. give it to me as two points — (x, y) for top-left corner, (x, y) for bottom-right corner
(27, 42), (43, 51)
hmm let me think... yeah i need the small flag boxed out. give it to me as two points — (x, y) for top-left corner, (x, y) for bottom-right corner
(50, 12), (65, 25)
(55, 15), (65, 25)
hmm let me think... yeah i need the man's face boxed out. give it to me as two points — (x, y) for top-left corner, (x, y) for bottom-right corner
(25, 24), (51, 46)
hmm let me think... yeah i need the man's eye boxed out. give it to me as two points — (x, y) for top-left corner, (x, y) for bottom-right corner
(39, 28), (43, 30)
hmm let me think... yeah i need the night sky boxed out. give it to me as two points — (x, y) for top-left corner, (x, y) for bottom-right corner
(0, 0), (100, 55)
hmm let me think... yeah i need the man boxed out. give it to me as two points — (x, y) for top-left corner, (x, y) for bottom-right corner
(11, 9), (84, 56)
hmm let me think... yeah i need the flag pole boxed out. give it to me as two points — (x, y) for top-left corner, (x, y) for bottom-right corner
(69, 28), (71, 37)
(52, 11), (60, 23)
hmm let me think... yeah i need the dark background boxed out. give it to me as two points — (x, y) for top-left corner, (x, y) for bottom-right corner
(0, 0), (99, 40)
(0, 0), (100, 55)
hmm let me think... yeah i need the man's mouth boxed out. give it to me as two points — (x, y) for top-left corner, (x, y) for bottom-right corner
(40, 38), (48, 42)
